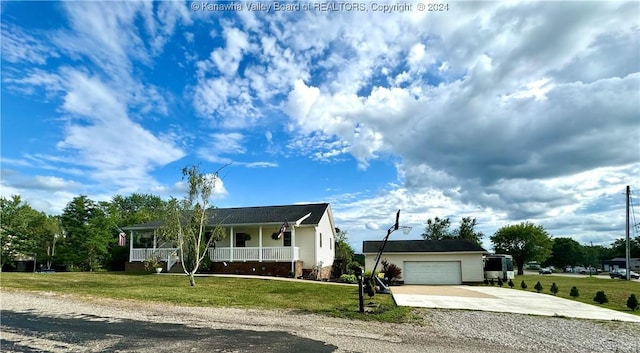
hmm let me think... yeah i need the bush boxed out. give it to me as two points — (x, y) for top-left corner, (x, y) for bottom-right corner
(550, 282), (558, 296)
(570, 286), (579, 298)
(626, 294), (639, 311)
(143, 256), (161, 272)
(338, 274), (357, 284)
(520, 280), (527, 290)
(534, 281), (543, 293)
(484, 279), (489, 285)
(593, 290), (608, 304)
(497, 278), (503, 287)
(508, 279), (514, 288)
(381, 259), (402, 283)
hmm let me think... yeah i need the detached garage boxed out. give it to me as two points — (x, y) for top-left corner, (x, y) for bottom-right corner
(363, 239), (487, 285)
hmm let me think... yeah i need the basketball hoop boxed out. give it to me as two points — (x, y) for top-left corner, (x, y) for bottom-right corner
(400, 226), (412, 235)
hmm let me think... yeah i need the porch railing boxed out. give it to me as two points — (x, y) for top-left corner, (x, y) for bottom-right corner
(131, 247), (299, 262)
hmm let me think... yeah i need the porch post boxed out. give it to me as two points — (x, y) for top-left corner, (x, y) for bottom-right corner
(129, 230), (133, 262)
(153, 229), (157, 250)
(230, 227), (234, 262)
(291, 226), (296, 273)
(259, 226), (263, 262)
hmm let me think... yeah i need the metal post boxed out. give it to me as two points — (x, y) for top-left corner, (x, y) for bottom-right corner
(625, 185), (631, 281)
(355, 266), (364, 313)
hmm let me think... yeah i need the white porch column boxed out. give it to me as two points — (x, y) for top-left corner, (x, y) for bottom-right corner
(153, 229), (157, 250)
(259, 226), (263, 262)
(229, 227), (234, 262)
(291, 226), (296, 273)
(129, 230), (133, 262)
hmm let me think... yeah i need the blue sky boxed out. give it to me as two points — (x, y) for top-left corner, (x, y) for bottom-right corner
(1, 1), (639, 253)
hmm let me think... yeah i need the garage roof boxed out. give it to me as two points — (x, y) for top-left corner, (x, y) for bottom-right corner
(362, 239), (486, 253)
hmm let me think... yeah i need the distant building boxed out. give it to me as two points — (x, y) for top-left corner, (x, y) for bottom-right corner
(602, 257), (640, 272)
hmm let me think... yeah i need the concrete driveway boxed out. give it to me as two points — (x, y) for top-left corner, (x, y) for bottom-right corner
(391, 285), (640, 323)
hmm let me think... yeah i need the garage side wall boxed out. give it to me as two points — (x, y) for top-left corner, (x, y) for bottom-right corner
(364, 252), (485, 284)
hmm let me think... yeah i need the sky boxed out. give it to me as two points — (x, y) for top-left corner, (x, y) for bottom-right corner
(1, 0), (639, 253)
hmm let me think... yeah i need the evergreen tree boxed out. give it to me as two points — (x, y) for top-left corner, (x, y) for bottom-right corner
(593, 291), (608, 304)
(626, 294), (638, 311)
(550, 282), (559, 296)
(534, 281), (543, 293)
(520, 280), (527, 289)
(570, 286), (580, 299)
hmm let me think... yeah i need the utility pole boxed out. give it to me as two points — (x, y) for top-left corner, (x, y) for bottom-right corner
(625, 185), (631, 281)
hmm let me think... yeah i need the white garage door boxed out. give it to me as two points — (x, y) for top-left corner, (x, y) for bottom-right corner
(403, 261), (462, 285)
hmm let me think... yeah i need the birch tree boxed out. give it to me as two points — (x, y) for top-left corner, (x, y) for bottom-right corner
(160, 165), (226, 286)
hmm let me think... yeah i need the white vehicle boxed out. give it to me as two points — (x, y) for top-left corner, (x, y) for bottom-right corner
(484, 254), (515, 281)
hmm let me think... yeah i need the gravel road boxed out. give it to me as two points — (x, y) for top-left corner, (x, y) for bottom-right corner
(1, 291), (639, 353)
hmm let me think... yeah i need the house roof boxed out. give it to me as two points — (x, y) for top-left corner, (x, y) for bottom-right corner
(362, 239), (487, 254)
(123, 203), (331, 230)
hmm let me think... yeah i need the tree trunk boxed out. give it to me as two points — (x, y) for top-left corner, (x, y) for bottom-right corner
(189, 272), (196, 286)
(517, 263), (524, 276)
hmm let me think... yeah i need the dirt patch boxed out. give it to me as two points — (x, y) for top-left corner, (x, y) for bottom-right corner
(391, 285), (497, 298)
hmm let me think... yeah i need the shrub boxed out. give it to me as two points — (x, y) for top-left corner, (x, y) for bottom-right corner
(570, 286), (580, 298)
(490, 278), (495, 286)
(484, 279), (489, 285)
(626, 294), (639, 311)
(593, 291), (608, 304)
(534, 281), (543, 293)
(550, 282), (559, 296)
(520, 280), (527, 290)
(338, 274), (357, 284)
(381, 259), (402, 282)
(497, 278), (503, 287)
(508, 279), (514, 288)
(143, 255), (161, 272)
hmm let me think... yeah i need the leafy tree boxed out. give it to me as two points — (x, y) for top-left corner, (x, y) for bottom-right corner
(454, 217), (484, 245)
(0, 196), (58, 271)
(593, 290), (608, 304)
(333, 228), (356, 276)
(422, 217), (452, 240)
(626, 294), (639, 311)
(548, 238), (584, 268)
(610, 237), (640, 258)
(59, 195), (115, 271)
(490, 222), (553, 275)
(105, 194), (166, 270)
(159, 165), (226, 286)
(550, 282), (559, 296)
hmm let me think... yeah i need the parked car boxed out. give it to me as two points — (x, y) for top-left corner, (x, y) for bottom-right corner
(609, 269), (640, 279)
(579, 267), (601, 275)
(539, 267), (553, 274)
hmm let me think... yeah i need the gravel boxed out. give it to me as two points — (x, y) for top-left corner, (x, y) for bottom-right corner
(2, 291), (639, 353)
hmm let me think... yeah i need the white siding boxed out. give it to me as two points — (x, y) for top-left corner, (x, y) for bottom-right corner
(315, 208), (335, 268)
(295, 227), (316, 268)
(364, 252), (484, 283)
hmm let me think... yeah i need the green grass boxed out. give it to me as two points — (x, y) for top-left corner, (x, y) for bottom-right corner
(0, 272), (411, 323)
(512, 274), (640, 314)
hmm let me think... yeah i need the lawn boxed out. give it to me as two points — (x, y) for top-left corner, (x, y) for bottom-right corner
(508, 274), (640, 314)
(0, 272), (412, 323)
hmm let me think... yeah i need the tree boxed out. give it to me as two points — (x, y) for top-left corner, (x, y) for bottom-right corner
(0, 195), (57, 271)
(548, 238), (584, 268)
(550, 282), (558, 296)
(490, 222), (553, 275)
(626, 294), (639, 311)
(610, 237), (640, 258)
(422, 217), (452, 240)
(159, 165), (226, 286)
(59, 195), (115, 271)
(454, 217), (483, 245)
(570, 286), (580, 298)
(593, 290), (608, 304)
(333, 228), (356, 276)
(105, 194), (166, 270)
(534, 281), (543, 293)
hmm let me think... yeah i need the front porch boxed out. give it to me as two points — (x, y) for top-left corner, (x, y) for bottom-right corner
(131, 246), (300, 263)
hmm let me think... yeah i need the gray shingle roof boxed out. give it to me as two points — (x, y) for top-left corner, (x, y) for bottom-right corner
(123, 203), (330, 230)
(362, 239), (487, 253)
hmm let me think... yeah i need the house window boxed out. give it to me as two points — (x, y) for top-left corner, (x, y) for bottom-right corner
(320, 233), (323, 248)
(283, 232), (292, 247)
(235, 233), (250, 248)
